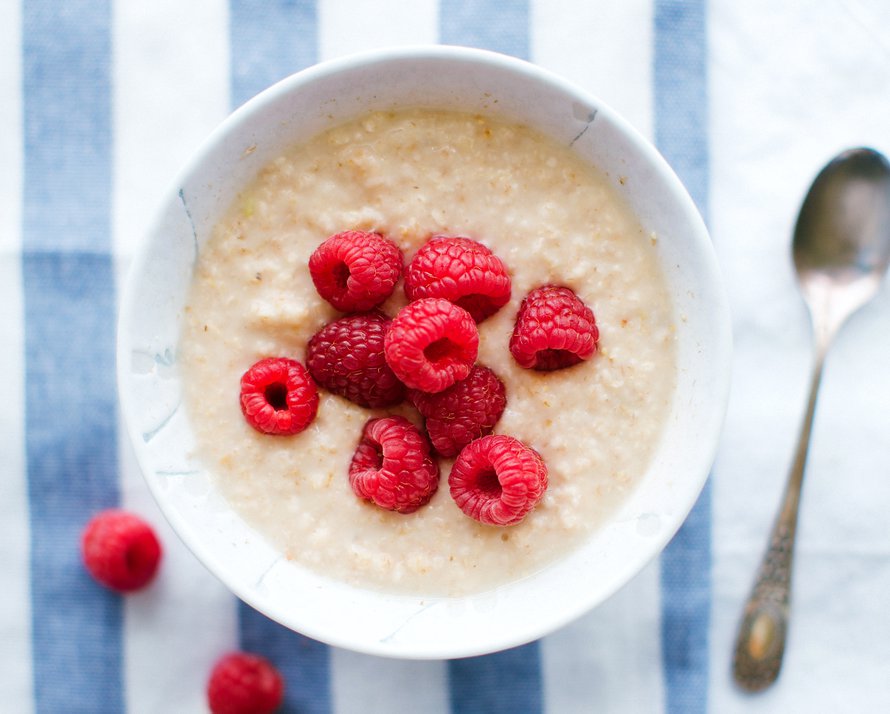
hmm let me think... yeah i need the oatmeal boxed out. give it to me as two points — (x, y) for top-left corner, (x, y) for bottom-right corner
(179, 109), (677, 596)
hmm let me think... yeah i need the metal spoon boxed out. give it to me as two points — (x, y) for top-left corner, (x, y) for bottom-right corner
(732, 147), (890, 692)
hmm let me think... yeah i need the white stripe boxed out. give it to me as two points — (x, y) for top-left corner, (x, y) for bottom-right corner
(0, 1), (33, 710)
(709, 1), (890, 710)
(542, 561), (665, 713)
(113, 3), (236, 712)
(318, 0), (438, 60)
(533, 3), (662, 710)
(331, 649), (449, 714)
(112, 0), (231, 260)
(319, 3), (447, 708)
(531, 0), (655, 140)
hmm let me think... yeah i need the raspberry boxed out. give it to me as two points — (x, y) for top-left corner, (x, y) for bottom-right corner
(306, 311), (405, 408)
(384, 298), (479, 393)
(509, 285), (599, 371)
(449, 435), (548, 526)
(240, 357), (319, 435)
(81, 509), (162, 592)
(409, 365), (507, 457)
(349, 416), (439, 513)
(308, 230), (402, 311)
(404, 236), (511, 322)
(207, 652), (284, 714)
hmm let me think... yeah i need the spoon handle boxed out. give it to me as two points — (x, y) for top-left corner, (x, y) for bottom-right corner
(732, 347), (827, 691)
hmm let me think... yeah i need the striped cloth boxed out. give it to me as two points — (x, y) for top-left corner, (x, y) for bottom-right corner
(3, 1), (889, 712)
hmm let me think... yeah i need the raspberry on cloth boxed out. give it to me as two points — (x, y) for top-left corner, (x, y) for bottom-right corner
(404, 235), (511, 322)
(206, 651), (284, 714)
(239, 357), (319, 435)
(308, 229), (402, 311)
(410, 365), (507, 457)
(449, 435), (548, 526)
(306, 311), (406, 408)
(349, 416), (440, 514)
(81, 509), (162, 592)
(510, 284), (599, 371)
(384, 297), (479, 393)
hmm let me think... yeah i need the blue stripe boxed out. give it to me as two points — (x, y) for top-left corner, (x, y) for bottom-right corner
(22, 2), (121, 713)
(439, 0), (530, 58)
(239, 610), (332, 714)
(654, 2), (711, 712)
(230, 0), (319, 108)
(229, 4), (331, 712)
(439, 4), (542, 712)
(449, 647), (543, 714)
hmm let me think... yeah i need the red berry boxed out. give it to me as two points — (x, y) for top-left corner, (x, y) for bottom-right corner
(240, 357), (319, 435)
(404, 236), (511, 322)
(349, 416), (439, 514)
(207, 652), (284, 714)
(384, 297), (478, 393)
(409, 365), (507, 457)
(449, 435), (548, 526)
(81, 509), (162, 592)
(509, 285), (599, 371)
(308, 230), (402, 311)
(306, 312), (405, 408)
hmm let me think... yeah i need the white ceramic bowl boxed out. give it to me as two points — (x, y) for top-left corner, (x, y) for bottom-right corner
(118, 46), (731, 659)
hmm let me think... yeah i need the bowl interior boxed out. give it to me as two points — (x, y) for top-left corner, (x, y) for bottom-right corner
(118, 46), (731, 659)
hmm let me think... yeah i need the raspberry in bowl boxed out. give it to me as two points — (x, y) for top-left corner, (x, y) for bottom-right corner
(117, 46), (731, 659)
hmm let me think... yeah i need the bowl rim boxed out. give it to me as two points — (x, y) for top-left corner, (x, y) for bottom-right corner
(117, 44), (732, 659)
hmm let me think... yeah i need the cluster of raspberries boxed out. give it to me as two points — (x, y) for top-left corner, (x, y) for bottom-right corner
(239, 230), (599, 527)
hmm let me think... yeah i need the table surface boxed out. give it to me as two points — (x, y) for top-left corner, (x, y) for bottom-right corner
(2, 1), (889, 712)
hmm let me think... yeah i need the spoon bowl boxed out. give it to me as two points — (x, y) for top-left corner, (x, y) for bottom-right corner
(795, 149), (890, 337)
(794, 148), (890, 281)
(732, 147), (890, 691)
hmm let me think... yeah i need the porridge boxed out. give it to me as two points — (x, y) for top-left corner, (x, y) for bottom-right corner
(178, 109), (677, 596)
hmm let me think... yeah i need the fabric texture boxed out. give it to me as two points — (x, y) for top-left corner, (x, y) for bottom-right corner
(2, 1), (889, 712)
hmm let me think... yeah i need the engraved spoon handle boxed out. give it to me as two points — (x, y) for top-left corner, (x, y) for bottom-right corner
(732, 340), (829, 691)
